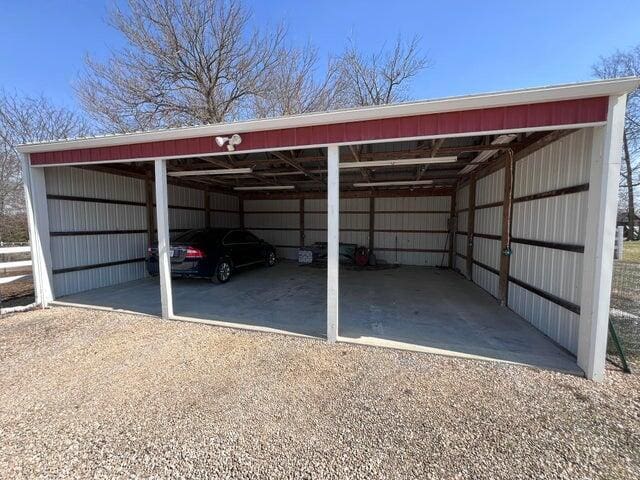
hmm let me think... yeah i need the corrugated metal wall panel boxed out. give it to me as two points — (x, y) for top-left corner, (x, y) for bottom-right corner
(508, 283), (580, 354)
(210, 192), (239, 211)
(376, 196), (450, 211)
(514, 129), (592, 197)
(244, 199), (299, 260)
(47, 200), (145, 232)
(510, 244), (582, 305)
(45, 166), (232, 297)
(45, 167), (145, 202)
(457, 185), (469, 211)
(254, 230), (299, 248)
(45, 167), (149, 297)
(457, 211), (468, 232)
(373, 196), (450, 266)
(472, 265), (499, 298)
(245, 212), (299, 229)
(169, 209), (203, 231)
(374, 212), (448, 231)
(53, 263), (146, 299)
(374, 232), (448, 250)
(50, 233), (147, 271)
(456, 234), (467, 256)
(375, 251), (444, 266)
(211, 211), (240, 228)
(473, 237), (500, 270)
(474, 206), (503, 236)
(455, 254), (466, 273)
(168, 184), (204, 207)
(476, 169), (504, 205)
(511, 191), (588, 244)
(470, 171), (503, 297)
(507, 128), (592, 354)
(244, 199), (299, 212)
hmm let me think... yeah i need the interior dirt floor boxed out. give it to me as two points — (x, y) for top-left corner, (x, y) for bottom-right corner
(57, 262), (581, 374)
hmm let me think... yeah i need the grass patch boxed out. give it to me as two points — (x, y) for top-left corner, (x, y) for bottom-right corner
(622, 241), (640, 262)
(609, 242), (640, 359)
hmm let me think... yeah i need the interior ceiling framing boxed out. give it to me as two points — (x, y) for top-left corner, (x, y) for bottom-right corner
(80, 131), (564, 197)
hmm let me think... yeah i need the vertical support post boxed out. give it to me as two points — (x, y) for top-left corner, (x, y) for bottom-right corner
(299, 198), (305, 247)
(20, 154), (53, 306)
(578, 94), (627, 381)
(498, 151), (514, 305)
(154, 159), (173, 319)
(448, 191), (456, 269)
(145, 174), (155, 247)
(239, 198), (245, 229)
(466, 174), (477, 280)
(368, 196), (375, 252)
(204, 191), (211, 228)
(327, 145), (340, 343)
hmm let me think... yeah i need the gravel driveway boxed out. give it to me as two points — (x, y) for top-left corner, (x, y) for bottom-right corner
(1, 307), (639, 479)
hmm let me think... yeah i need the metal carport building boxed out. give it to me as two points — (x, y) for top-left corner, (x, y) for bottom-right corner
(18, 78), (638, 380)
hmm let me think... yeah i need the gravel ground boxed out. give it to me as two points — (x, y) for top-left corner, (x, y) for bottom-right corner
(1, 307), (639, 479)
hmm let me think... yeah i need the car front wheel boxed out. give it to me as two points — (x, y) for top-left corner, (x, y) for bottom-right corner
(212, 259), (232, 284)
(266, 250), (277, 267)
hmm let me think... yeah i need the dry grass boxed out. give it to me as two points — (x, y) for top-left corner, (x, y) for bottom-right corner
(1, 307), (639, 479)
(622, 241), (640, 262)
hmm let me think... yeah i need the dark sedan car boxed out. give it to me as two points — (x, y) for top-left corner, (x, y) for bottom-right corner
(147, 228), (277, 283)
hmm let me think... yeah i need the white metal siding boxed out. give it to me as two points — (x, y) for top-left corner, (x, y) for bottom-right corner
(471, 170), (503, 296)
(304, 198), (370, 248)
(454, 186), (470, 274)
(46, 167), (240, 297)
(473, 265), (500, 298)
(46, 167), (145, 203)
(210, 192), (240, 228)
(514, 128), (592, 197)
(245, 199), (300, 259)
(456, 185), (469, 211)
(509, 128), (591, 353)
(474, 206), (502, 236)
(374, 196), (450, 266)
(168, 184), (206, 235)
(476, 169), (504, 206)
(45, 167), (148, 297)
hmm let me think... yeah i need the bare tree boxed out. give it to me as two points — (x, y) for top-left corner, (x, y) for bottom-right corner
(335, 36), (431, 107)
(593, 46), (640, 240)
(77, 0), (286, 132)
(251, 45), (341, 117)
(0, 92), (88, 241)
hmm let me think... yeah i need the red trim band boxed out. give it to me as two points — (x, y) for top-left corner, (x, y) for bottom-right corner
(31, 97), (608, 166)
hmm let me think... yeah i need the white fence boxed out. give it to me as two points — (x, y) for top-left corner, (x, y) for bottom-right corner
(0, 244), (36, 314)
(614, 226), (624, 260)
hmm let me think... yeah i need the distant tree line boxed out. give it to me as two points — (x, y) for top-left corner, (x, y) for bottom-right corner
(593, 46), (640, 240)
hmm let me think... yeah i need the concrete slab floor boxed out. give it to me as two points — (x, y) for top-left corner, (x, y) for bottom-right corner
(57, 262), (582, 375)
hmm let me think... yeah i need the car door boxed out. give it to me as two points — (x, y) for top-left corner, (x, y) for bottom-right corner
(240, 231), (263, 263)
(223, 230), (256, 267)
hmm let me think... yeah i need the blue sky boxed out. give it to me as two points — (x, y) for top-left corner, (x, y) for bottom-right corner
(1, 0), (640, 112)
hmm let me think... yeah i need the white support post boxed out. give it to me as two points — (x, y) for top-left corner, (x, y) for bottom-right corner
(327, 145), (340, 342)
(20, 154), (53, 306)
(154, 159), (174, 319)
(578, 94), (627, 381)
